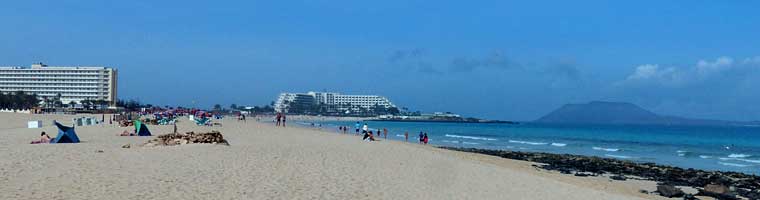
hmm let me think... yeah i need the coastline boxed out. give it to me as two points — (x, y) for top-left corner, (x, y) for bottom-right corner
(0, 112), (683, 199)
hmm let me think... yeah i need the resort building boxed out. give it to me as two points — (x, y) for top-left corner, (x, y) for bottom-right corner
(0, 63), (118, 106)
(274, 91), (397, 115)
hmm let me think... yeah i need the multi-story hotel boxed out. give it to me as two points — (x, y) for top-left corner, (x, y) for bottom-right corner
(0, 63), (117, 106)
(274, 91), (396, 114)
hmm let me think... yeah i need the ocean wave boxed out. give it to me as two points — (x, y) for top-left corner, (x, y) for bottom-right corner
(699, 155), (713, 159)
(550, 143), (567, 147)
(737, 159), (760, 164)
(605, 154), (633, 159)
(396, 134), (406, 138)
(508, 140), (547, 145)
(441, 140), (459, 144)
(728, 154), (751, 158)
(462, 142), (480, 145)
(592, 147), (620, 152)
(444, 134), (497, 141)
(718, 162), (751, 167)
(719, 157), (760, 164)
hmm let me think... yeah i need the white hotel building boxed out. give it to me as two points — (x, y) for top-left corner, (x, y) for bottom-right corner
(0, 63), (117, 106)
(274, 91), (396, 114)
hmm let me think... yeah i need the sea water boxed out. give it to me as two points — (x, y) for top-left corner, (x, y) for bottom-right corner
(301, 121), (760, 174)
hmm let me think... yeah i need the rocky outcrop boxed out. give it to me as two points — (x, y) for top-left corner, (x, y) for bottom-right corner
(144, 131), (229, 147)
(656, 185), (684, 198)
(440, 147), (760, 199)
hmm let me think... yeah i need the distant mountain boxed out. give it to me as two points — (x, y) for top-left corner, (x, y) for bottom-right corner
(535, 101), (753, 126)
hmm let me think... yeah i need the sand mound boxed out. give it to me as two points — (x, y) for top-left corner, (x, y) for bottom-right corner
(144, 131), (229, 146)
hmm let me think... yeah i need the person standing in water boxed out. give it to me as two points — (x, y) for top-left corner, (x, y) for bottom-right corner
(404, 131), (409, 142)
(383, 128), (388, 139)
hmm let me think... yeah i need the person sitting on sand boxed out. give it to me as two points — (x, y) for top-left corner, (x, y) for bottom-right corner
(31, 132), (52, 144)
(363, 130), (376, 142)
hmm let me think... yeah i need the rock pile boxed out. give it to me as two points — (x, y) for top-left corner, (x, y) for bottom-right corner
(440, 147), (760, 199)
(144, 131), (229, 147)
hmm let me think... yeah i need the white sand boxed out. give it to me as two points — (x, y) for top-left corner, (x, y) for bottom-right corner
(0, 113), (667, 200)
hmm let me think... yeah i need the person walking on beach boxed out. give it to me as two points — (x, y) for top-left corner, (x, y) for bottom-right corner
(354, 122), (361, 135)
(383, 128), (388, 139)
(419, 132), (424, 144)
(276, 113), (282, 126)
(404, 131), (409, 142)
(423, 133), (429, 145)
(281, 114), (287, 127)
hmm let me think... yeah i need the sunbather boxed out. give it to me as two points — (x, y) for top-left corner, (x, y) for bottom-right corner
(30, 132), (51, 144)
(118, 130), (136, 136)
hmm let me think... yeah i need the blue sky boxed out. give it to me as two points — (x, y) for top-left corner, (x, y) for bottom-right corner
(2, 0), (760, 121)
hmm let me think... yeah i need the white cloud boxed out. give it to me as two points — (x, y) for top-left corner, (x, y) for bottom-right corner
(619, 56), (760, 88)
(696, 56), (733, 76)
(624, 64), (683, 87)
(743, 56), (760, 65)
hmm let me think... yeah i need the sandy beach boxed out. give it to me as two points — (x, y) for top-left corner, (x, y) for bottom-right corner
(0, 113), (670, 200)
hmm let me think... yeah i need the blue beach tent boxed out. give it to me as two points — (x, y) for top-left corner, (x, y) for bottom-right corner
(51, 121), (80, 143)
(134, 120), (152, 136)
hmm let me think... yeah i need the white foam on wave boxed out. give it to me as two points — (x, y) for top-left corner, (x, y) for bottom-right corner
(718, 162), (751, 167)
(462, 142), (479, 145)
(396, 134), (405, 137)
(508, 140), (548, 145)
(728, 154), (751, 158)
(605, 154), (633, 159)
(719, 157), (760, 164)
(444, 134), (497, 141)
(699, 155), (713, 159)
(592, 147), (620, 152)
(550, 143), (567, 147)
(737, 159), (760, 164)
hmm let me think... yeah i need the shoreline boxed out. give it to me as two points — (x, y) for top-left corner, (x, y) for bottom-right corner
(290, 119), (760, 199)
(0, 112), (712, 199)
(440, 147), (760, 199)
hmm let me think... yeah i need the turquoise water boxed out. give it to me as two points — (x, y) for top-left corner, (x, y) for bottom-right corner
(296, 121), (760, 174)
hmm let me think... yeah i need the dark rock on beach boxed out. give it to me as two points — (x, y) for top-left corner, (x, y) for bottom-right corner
(610, 175), (627, 181)
(656, 185), (684, 198)
(440, 147), (760, 200)
(682, 194), (698, 200)
(697, 184), (739, 200)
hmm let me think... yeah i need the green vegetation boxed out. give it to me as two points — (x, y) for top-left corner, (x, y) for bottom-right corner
(0, 91), (39, 110)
